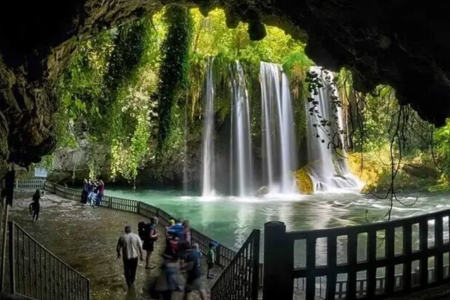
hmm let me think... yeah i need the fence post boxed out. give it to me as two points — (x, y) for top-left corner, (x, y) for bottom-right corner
(8, 222), (15, 294)
(215, 244), (221, 266)
(86, 279), (90, 300)
(263, 221), (293, 300)
(251, 230), (261, 300)
(137, 201), (141, 215)
(412, 267), (420, 286)
(108, 197), (112, 209)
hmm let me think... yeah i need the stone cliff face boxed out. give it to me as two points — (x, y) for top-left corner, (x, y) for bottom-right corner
(1, 0), (449, 176)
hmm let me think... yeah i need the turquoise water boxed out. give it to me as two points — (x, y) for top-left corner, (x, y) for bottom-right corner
(106, 189), (450, 256)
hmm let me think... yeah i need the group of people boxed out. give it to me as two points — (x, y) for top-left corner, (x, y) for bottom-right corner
(80, 179), (105, 207)
(116, 216), (219, 300)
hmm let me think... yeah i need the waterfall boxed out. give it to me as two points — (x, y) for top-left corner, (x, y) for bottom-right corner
(306, 66), (362, 191)
(260, 62), (298, 194)
(183, 91), (188, 195)
(230, 62), (253, 197)
(201, 58), (216, 197)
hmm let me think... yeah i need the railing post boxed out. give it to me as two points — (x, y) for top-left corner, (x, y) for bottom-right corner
(251, 230), (261, 300)
(136, 201), (141, 215)
(412, 267), (420, 287)
(86, 279), (90, 300)
(263, 221), (293, 300)
(8, 222), (15, 294)
(215, 244), (222, 266)
(108, 196), (112, 209)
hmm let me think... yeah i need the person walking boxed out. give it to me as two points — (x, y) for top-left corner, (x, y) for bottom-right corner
(116, 225), (144, 289)
(29, 189), (41, 222)
(155, 253), (180, 300)
(183, 242), (208, 300)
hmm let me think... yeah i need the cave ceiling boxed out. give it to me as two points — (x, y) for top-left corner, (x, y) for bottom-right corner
(0, 0), (449, 174)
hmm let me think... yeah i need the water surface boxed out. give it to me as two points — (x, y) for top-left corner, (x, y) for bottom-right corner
(106, 189), (450, 252)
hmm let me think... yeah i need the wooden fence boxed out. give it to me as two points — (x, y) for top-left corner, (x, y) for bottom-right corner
(263, 207), (450, 300)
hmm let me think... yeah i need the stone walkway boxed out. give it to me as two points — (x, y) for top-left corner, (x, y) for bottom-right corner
(9, 193), (220, 300)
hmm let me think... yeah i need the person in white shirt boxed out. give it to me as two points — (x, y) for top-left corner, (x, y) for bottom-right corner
(116, 225), (144, 289)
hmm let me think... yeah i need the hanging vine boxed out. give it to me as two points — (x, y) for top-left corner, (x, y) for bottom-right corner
(157, 4), (194, 151)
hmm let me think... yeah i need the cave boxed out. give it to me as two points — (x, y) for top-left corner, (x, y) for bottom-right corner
(1, 0), (450, 179)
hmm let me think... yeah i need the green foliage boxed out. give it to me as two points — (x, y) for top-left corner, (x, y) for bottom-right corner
(157, 4), (194, 150)
(283, 51), (312, 141)
(56, 17), (159, 181)
(51, 7), (322, 184)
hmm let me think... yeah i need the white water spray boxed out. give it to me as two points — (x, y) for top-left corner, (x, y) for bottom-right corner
(306, 66), (363, 192)
(260, 62), (298, 194)
(230, 62), (254, 197)
(201, 58), (216, 197)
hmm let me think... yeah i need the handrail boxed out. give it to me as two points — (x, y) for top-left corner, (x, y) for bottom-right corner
(11, 222), (87, 279)
(211, 229), (260, 300)
(7, 221), (90, 300)
(288, 208), (445, 238)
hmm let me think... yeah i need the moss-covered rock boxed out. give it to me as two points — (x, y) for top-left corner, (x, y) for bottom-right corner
(255, 186), (269, 197)
(348, 150), (443, 193)
(295, 167), (314, 195)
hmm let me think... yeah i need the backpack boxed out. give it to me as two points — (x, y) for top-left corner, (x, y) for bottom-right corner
(138, 222), (147, 240)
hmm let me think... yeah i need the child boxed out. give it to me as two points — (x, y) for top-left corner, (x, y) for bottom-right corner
(207, 242), (216, 279)
(192, 243), (202, 267)
(29, 189), (41, 222)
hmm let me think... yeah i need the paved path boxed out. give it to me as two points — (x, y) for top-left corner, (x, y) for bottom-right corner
(10, 193), (221, 300)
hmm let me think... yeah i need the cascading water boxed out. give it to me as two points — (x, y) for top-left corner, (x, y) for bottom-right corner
(260, 62), (298, 194)
(306, 66), (362, 191)
(230, 62), (254, 197)
(183, 92), (188, 195)
(201, 58), (216, 197)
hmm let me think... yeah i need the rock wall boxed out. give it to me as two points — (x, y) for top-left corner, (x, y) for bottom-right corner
(47, 145), (111, 184)
(1, 0), (450, 175)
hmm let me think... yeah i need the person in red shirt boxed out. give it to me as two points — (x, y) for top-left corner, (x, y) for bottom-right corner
(95, 180), (105, 207)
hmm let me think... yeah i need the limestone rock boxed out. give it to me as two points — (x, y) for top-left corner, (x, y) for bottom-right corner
(48, 145), (111, 184)
(1, 0), (450, 174)
(255, 186), (269, 197)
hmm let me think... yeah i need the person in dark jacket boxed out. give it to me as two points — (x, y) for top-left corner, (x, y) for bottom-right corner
(29, 189), (41, 222)
(95, 180), (105, 207)
(81, 179), (89, 205)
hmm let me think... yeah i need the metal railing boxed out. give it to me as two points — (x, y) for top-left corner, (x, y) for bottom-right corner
(43, 182), (239, 269)
(211, 229), (261, 300)
(7, 221), (89, 300)
(263, 206), (450, 300)
(15, 179), (45, 191)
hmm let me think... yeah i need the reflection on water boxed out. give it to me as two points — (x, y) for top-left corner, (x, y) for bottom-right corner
(106, 189), (450, 258)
